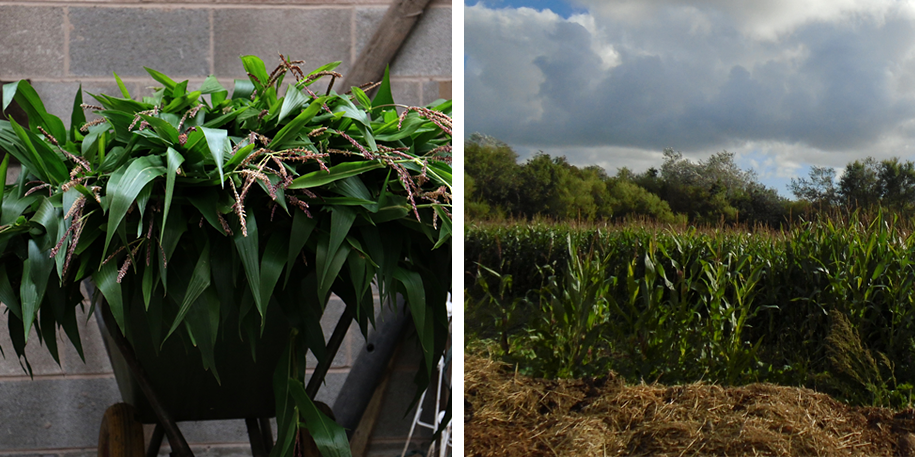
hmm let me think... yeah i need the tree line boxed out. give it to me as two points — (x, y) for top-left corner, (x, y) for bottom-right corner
(465, 133), (915, 226)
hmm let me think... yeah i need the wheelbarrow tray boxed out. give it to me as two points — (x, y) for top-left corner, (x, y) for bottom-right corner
(98, 299), (290, 424)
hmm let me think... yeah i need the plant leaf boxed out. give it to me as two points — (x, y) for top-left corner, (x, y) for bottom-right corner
(21, 240), (53, 341)
(3, 80), (67, 141)
(200, 127), (228, 185)
(69, 85), (87, 143)
(393, 267), (433, 371)
(287, 378), (353, 457)
(113, 72), (131, 98)
(288, 161), (383, 189)
(284, 210), (317, 287)
(162, 147), (185, 240)
(233, 211), (262, 316)
(268, 97), (327, 150)
(351, 86), (371, 111)
(145, 67), (177, 91)
(279, 85), (309, 123)
(241, 55), (270, 91)
(103, 156), (166, 258)
(271, 338), (297, 457)
(92, 257), (126, 336)
(165, 239), (211, 342)
(258, 232), (288, 322)
(370, 66), (394, 119)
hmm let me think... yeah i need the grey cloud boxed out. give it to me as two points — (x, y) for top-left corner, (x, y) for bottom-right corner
(466, 3), (915, 160)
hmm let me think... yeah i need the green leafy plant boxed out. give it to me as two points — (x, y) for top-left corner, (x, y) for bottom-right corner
(0, 55), (451, 456)
(524, 236), (612, 378)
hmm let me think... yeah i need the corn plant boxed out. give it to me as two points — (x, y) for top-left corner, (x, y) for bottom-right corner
(525, 236), (612, 378)
(0, 55), (451, 456)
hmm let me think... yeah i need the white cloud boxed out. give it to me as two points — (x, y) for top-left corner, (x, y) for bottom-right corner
(465, 0), (915, 191)
(571, 0), (906, 40)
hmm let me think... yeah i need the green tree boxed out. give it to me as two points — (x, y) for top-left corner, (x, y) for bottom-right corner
(607, 172), (683, 223)
(657, 149), (783, 225)
(878, 158), (915, 212)
(839, 158), (881, 209)
(789, 166), (839, 208)
(465, 133), (523, 214)
(465, 173), (492, 219)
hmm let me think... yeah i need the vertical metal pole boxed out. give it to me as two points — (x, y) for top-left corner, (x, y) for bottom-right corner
(305, 308), (354, 398)
(98, 299), (194, 457)
(246, 418), (269, 457)
(259, 417), (274, 453)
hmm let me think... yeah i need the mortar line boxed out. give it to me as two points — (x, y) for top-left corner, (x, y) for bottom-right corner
(0, 447), (94, 455)
(0, 2), (385, 9)
(208, 8), (215, 76)
(0, 372), (115, 381)
(6, 75), (449, 83)
(62, 5), (70, 77)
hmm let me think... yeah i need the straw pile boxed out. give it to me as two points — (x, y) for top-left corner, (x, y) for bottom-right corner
(465, 353), (915, 456)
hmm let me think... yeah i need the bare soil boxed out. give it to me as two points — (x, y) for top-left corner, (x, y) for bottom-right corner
(465, 353), (915, 456)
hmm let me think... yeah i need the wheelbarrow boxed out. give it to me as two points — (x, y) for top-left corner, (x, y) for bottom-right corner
(89, 281), (370, 457)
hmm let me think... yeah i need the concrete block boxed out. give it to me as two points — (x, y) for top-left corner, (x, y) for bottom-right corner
(28, 81), (127, 130)
(0, 377), (120, 450)
(0, 306), (65, 377)
(60, 304), (113, 375)
(392, 334), (424, 370)
(305, 296), (351, 369)
(308, 370), (348, 406)
(0, 6), (65, 78)
(69, 7), (210, 77)
(213, 9), (352, 80)
(59, 451), (96, 457)
(214, 0), (374, 4)
(156, 445), (255, 457)
(421, 80), (450, 105)
(355, 6), (451, 77)
(169, 419), (249, 444)
(366, 440), (432, 457)
(368, 369), (437, 440)
(388, 80), (421, 108)
(0, 453), (61, 457)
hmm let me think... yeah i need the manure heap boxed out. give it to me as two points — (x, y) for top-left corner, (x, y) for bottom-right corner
(465, 353), (915, 456)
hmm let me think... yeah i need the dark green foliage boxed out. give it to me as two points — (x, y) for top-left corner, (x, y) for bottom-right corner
(0, 56), (451, 457)
(464, 136), (789, 227)
(466, 213), (915, 408)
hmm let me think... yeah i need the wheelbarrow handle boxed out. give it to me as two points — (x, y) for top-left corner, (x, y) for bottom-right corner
(96, 294), (195, 457)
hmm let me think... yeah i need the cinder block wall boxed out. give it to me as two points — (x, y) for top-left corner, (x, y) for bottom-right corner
(0, 1), (451, 456)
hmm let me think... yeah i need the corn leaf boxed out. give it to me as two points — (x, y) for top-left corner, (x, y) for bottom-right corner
(287, 378), (352, 457)
(233, 211), (262, 316)
(162, 147), (185, 240)
(284, 210), (317, 287)
(103, 156), (166, 258)
(2, 80), (67, 141)
(21, 240), (53, 341)
(258, 232), (288, 322)
(393, 267), (433, 371)
(69, 85), (86, 143)
(200, 127), (228, 185)
(268, 97), (327, 150)
(92, 258), (126, 335)
(145, 67), (178, 91)
(288, 161), (384, 189)
(165, 239), (211, 342)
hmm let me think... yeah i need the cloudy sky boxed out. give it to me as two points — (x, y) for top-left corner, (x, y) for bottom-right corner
(464, 0), (915, 195)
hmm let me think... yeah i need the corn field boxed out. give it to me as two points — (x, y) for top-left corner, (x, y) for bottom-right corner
(465, 213), (915, 408)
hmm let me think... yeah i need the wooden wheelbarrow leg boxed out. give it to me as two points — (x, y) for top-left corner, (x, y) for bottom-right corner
(245, 418), (271, 457)
(99, 300), (195, 457)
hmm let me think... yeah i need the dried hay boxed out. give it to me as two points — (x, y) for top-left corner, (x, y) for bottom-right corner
(465, 353), (915, 457)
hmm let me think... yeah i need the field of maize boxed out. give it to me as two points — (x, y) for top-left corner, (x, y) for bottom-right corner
(465, 213), (915, 409)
